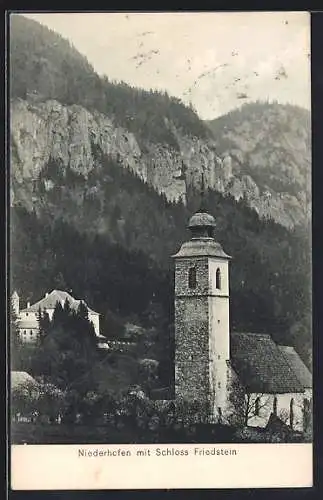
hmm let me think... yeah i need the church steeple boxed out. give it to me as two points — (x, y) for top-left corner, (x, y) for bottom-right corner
(172, 202), (232, 423)
(188, 210), (216, 239)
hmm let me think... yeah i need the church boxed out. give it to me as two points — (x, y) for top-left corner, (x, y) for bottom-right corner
(172, 208), (312, 432)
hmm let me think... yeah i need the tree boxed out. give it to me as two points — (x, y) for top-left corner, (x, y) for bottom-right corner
(10, 301), (22, 369)
(31, 300), (100, 393)
(37, 307), (51, 345)
(227, 374), (271, 427)
(36, 382), (66, 422)
(11, 378), (40, 420)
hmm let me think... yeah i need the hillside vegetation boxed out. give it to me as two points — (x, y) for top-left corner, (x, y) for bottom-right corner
(9, 14), (312, 376)
(11, 155), (311, 368)
(10, 14), (210, 150)
(206, 101), (311, 199)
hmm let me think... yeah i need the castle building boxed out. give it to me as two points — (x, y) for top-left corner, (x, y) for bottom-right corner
(172, 209), (312, 431)
(12, 289), (101, 344)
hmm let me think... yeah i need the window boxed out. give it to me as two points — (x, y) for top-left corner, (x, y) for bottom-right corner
(26, 313), (28, 317)
(273, 396), (278, 415)
(188, 267), (197, 289)
(290, 398), (294, 429)
(216, 268), (221, 289)
(30, 330), (33, 336)
(217, 382), (221, 389)
(255, 397), (260, 416)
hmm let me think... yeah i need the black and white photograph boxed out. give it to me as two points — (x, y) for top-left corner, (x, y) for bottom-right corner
(8, 10), (312, 488)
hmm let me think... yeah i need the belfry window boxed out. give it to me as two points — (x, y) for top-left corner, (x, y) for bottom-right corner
(255, 397), (260, 416)
(273, 396), (278, 415)
(216, 268), (221, 289)
(188, 267), (197, 289)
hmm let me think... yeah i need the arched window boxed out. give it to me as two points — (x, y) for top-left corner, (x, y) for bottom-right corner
(290, 398), (294, 429)
(216, 268), (221, 289)
(188, 266), (197, 289)
(255, 397), (260, 416)
(273, 396), (278, 415)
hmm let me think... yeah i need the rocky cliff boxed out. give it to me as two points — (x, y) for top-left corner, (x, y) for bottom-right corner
(11, 97), (310, 229)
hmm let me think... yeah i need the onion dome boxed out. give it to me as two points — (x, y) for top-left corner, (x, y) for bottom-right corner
(173, 209), (231, 259)
(188, 210), (216, 239)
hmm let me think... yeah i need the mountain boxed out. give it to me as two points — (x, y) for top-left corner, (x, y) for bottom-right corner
(206, 101), (311, 227)
(10, 14), (311, 229)
(9, 15), (312, 370)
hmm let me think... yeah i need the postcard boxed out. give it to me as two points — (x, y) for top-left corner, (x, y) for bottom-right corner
(8, 10), (312, 490)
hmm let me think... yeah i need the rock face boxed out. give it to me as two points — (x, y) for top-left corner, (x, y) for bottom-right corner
(11, 97), (310, 229)
(206, 102), (311, 228)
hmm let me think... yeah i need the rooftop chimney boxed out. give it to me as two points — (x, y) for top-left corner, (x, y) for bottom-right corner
(45, 292), (49, 297)
(27, 301), (30, 308)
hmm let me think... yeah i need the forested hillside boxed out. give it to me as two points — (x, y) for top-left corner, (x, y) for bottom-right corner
(206, 101), (311, 200)
(9, 14), (312, 376)
(11, 154), (311, 368)
(10, 15), (311, 228)
(10, 14), (210, 150)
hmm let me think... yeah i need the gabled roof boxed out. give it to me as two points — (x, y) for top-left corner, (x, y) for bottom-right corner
(230, 332), (305, 394)
(278, 345), (312, 389)
(11, 371), (39, 390)
(20, 290), (99, 315)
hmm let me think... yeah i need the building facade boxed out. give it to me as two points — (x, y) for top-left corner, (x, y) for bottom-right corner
(12, 289), (101, 343)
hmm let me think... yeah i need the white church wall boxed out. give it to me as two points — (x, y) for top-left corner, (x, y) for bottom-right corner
(208, 258), (229, 296)
(208, 258), (230, 419)
(224, 367), (309, 433)
(247, 392), (306, 432)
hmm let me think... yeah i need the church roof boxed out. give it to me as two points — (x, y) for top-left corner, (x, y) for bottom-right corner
(278, 345), (312, 389)
(230, 332), (306, 394)
(20, 290), (99, 315)
(172, 238), (231, 259)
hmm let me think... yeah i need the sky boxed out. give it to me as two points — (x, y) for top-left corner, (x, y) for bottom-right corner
(23, 11), (311, 120)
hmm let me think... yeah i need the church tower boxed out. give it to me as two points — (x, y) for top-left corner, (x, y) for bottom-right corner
(172, 208), (231, 422)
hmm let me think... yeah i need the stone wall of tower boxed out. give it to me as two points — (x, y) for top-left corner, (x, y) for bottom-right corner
(175, 296), (210, 402)
(174, 253), (231, 422)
